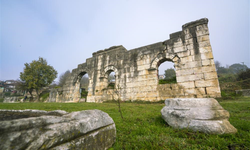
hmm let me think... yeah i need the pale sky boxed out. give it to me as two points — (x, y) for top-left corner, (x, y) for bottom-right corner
(0, 0), (249, 81)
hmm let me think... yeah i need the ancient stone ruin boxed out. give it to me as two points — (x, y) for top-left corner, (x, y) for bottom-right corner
(0, 109), (116, 149)
(49, 18), (221, 103)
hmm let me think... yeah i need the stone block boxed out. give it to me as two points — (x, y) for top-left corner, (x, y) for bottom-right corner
(171, 84), (180, 90)
(178, 81), (195, 89)
(197, 35), (210, 42)
(199, 46), (212, 53)
(176, 69), (194, 77)
(206, 86), (221, 95)
(180, 56), (194, 63)
(184, 88), (196, 95)
(204, 72), (218, 80)
(177, 73), (204, 82)
(196, 24), (209, 36)
(161, 98), (237, 134)
(183, 61), (202, 69)
(176, 50), (190, 58)
(0, 109), (116, 150)
(196, 87), (206, 95)
(195, 79), (219, 88)
(199, 41), (211, 48)
(202, 59), (211, 66)
(173, 46), (186, 53)
(194, 66), (216, 74)
(173, 40), (184, 48)
(185, 39), (194, 45)
(201, 52), (213, 60)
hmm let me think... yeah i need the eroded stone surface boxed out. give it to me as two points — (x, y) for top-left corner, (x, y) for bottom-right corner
(161, 98), (237, 134)
(0, 109), (116, 150)
(49, 18), (221, 103)
(3, 97), (19, 103)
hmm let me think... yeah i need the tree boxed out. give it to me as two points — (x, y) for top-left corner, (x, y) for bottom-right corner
(229, 63), (248, 74)
(20, 57), (57, 101)
(108, 84), (124, 120)
(215, 61), (221, 71)
(58, 70), (71, 87)
(237, 69), (250, 89)
(15, 79), (33, 97)
(217, 66), (231, 75)
(164, 68), (176, 79)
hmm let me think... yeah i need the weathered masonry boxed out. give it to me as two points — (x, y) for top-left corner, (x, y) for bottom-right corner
(49, 18), (221, 103)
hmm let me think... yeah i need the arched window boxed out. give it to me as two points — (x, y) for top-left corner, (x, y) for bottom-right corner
(158, 59), (176, 84)
(79, 73), (89, 99)
(107, 71), (116, 89)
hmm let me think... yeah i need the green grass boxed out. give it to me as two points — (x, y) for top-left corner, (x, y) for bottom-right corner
(0, 97), (250, 149)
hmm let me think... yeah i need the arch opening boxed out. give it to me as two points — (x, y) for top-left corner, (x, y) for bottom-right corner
(158, 59), (176, 84)
(107, 71), (116, 89)
(80, 73), (89, 99)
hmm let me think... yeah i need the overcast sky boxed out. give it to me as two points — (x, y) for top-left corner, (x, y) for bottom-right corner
(0, 0), (249, 81)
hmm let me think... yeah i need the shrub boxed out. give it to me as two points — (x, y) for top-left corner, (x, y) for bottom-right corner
(40, 93), (50, 102)
(4, 92), (11, 96)
(107, 83), (115, 89)
(159, 76), (177, 84)
(81, 91), (88, 98)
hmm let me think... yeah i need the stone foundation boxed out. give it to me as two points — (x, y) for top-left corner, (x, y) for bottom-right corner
(236, 89), (250, 97)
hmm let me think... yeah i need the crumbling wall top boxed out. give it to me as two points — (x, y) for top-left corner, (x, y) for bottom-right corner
(92, 45), (127, 56)
(182, 18), (208, 29)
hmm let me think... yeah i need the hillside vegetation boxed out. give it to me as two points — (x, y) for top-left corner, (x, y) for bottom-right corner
(216, 62), (250, 99)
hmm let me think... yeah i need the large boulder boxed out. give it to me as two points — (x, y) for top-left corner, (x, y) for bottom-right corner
(161, 98), (237, 134)
(0, 109), (116, 150)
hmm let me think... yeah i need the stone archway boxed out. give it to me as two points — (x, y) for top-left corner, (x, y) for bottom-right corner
(49, 18), (221, 103)
(70, 71), (90, 102)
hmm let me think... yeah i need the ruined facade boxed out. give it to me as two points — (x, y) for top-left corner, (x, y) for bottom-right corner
(49, 18), (221, 103)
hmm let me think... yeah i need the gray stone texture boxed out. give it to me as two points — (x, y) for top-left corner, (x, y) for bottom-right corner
(236, 89), (250, 97)
(0, 109), (116, 150)
(49, 18), (221, 103)
(3, 97), (19, 103)
(161, 98), (237, 134)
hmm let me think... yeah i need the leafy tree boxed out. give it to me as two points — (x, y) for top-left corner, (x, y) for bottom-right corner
(15, 79), (33, 97)
(215, 60), (221, 71)
(237, 69), (250, 89)
(217, 66), (231, 75)
(237, 69), (250, 80)
(229, 63), (248, 74)
(164, 68), (176, 79)
(58, 70), (71, 87)
(20, 57), (57, 101)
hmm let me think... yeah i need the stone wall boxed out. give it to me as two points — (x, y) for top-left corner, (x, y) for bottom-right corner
(236, 89), (250, 97)
(49, 18), (221, 103)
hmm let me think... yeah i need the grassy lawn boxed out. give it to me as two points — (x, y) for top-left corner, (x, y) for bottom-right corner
(0, 97), (249, 149)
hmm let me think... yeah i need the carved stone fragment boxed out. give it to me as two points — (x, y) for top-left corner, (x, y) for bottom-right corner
(161, 98), (237, 134)
(0, 109), (116, 150)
